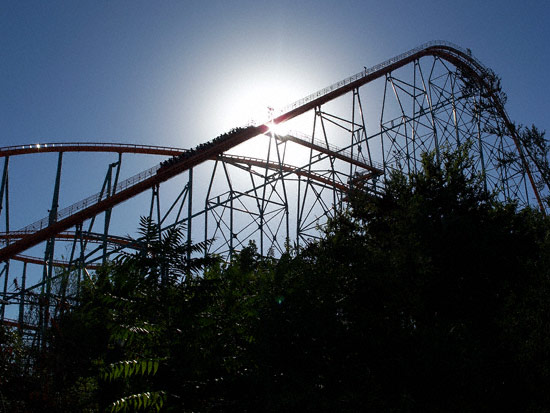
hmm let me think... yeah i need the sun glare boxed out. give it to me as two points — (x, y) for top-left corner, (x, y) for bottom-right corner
(219, 81), (299, 130)
(212, 73), (320, 167)
(266, 121), (289, 136)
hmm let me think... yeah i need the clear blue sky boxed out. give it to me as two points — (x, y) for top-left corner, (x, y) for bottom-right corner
(1, 0), (549, 237)
(3, 0), (548, 147)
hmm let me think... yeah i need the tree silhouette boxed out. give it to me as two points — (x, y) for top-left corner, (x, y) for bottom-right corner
(5, 147), (550, 412)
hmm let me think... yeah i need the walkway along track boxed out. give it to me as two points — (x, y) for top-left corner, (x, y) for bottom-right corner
(0, 146), (356, 266)
(0, 41), (537, 262)
(0, 142), (362, 243)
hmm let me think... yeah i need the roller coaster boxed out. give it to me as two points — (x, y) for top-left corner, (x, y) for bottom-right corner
(1, 41), (548, 341)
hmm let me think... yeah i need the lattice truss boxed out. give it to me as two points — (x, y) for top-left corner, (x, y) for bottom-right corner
(0, 42), (547, 336)
(378, 59), (533, 204)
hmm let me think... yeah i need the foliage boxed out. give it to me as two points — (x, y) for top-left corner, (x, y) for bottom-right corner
(6, 147), (550, 412)
(107, 391), (166, 413)
(459, 65), (507, 110)
(0, 325), (28, 411)
(299, 148), (550, 411)
(42, 218), (217, 411)
(102, 359), (161, 382)
(517, 125), (550, 199)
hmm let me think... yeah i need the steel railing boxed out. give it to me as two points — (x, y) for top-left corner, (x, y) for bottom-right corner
(281, 130), (384, 171)
(277, 40), (487, 116)
(15, 163), (162, 234)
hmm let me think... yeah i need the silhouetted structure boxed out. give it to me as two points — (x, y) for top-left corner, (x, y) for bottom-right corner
(0, 41), (547, 345)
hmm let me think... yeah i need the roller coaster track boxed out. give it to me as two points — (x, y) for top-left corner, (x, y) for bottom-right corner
(0, 230), (131, 307)
(0, 142), (187, 157)
(0, 230), (132, 246)
(1, 144), (358, 238)
(220, 154), (350, 192)
(0, 40), (539, 263)
(1, 231), (133, 267)
(275, 131), (384, 172)
(0, 131), (379, 260)
(11, 254), (100, 270)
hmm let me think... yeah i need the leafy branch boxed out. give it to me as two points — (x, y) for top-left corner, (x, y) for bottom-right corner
(102, 358), (162, 382)
(107, 390), (166, 412)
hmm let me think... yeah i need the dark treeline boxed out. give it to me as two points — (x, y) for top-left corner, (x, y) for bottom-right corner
(2, 147), (550, 412)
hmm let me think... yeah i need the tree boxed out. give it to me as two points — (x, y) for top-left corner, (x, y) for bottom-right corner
(48, 218), (214, 411)
(34, 146), (550, 412)
(259, 147), (550, 411)
(204, 146), (550, 411)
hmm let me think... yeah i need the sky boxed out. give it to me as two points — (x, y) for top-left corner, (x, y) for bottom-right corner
(1, 0), (549, 254)
(3, 0), (549, 147)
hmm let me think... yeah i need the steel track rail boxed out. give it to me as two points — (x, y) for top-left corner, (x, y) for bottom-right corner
(276, 131), (383, 173)
(11, 254), (101, 269)
(0, 142), (187, 157)
(0, 230), (133, 246)
(219, 155), (349, 191)
(7, 149), (353, 238)
(0, 41), (535, 261)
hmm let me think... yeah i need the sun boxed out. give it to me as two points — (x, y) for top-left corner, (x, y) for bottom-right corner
(209, 72), (319, 165)
(266, 120), (290, 136)
(216, 79), (300, 130)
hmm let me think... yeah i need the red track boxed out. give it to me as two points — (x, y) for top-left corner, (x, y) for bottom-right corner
(220, 154), (350, 192)
(0, 231), (133, 269)
(0, 142), (186, 157)
(2, 318), (38, 331)
(0, 41), (530, 261)
(0, 230), (133, 247)
(11, 254), (100, 270)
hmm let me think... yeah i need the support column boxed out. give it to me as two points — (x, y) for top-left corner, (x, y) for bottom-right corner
(187, 168), (193, 263)
(41, 152), (63, 347)
(103, 154), (122, 264)
(0, 157), (10, 320)
(18, 262), (27, 335)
